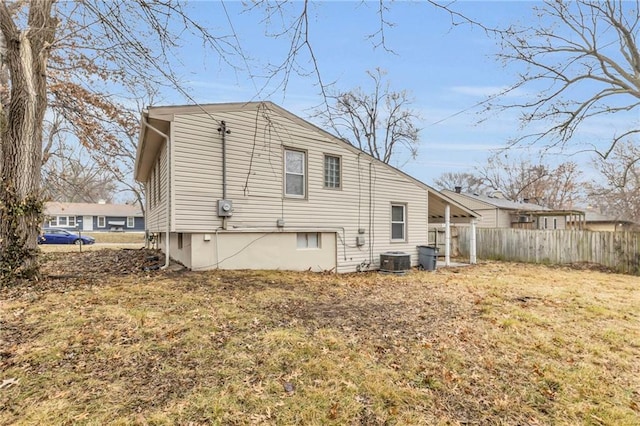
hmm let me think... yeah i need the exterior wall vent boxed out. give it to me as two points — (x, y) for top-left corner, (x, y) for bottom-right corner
(379, 252), (410, 273)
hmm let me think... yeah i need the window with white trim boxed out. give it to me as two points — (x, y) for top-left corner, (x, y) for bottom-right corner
(324, 155), (341, 189)
(127, 217), (135, 228)
(285, 149), (306, 198)
(553, 218), (558, 230)
(98, 216), (106, 228)
(48, 216), (75, 227)
(391, 204), (406, 241)
(297, 232), (319, 249)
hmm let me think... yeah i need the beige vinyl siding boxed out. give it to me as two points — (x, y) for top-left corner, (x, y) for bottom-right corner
(146, 143), (168, 232)
(170, 106), (431, 272)
(496, 210), (513, 228)
(469, 208), (499, 228)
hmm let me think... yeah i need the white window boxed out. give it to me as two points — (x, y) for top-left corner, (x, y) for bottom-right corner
(391, 204), (406, 241)
(127, 217), (135, 228)
(297, 232), (319, 249)
(543, 217), (548, 229)
(285, 149), (305, 197)
(98, 216), (106, 228)
(553, 218), (558, 230)
(324, 155), (341, 189)
(49, 216), (76, 227)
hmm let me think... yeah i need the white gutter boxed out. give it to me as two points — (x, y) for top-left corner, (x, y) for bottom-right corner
(141, 113), (171, 270)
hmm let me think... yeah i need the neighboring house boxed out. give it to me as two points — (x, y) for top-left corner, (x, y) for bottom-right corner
(44, 201), (145, 232)
(135, 101), (477, 272)
(581, 210), (640, 232)
(441, 188), (585, 230)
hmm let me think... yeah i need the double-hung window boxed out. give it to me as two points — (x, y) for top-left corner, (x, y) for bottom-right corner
(98, 216), (106, 228)
(391, 204), (406, 241)
(285, 149), (306, 198)
(127, 217), (135, 228)
(324, 155), (341, 189)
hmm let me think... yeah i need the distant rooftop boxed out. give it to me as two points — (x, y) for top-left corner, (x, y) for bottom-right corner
(45, 202), (143, 217)
(442, 190), (550, 211)
(584, 210), (638, 224)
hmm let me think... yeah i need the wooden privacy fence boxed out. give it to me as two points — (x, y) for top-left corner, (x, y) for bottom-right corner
(457, 227), (640, 275)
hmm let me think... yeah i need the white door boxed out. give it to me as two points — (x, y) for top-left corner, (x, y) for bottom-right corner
(83, 216), (94, 231)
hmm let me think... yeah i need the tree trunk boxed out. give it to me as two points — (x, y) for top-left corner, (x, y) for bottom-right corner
(0, 2), (56, 283)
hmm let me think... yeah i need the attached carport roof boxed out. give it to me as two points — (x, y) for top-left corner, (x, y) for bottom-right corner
(428, 190), (478, 220)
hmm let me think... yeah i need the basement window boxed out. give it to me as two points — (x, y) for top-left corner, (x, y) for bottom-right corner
(297, 232), (319, 249)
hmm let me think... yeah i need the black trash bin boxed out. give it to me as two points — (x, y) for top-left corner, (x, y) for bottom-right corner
(417, 245), (439, 271)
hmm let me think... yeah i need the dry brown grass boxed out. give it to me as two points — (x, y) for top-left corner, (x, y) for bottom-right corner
(38, 232), (145, 254)
(1, 258), (639, 425)
(82, 232), (145, 244)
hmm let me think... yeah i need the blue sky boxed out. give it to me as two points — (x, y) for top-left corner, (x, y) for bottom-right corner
(154, 1), (636, 188)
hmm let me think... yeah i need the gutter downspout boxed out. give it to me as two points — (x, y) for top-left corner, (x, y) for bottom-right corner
(142, 114), (171, 270)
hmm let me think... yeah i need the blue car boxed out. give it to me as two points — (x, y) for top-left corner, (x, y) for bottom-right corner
(38, 229), (95, 245)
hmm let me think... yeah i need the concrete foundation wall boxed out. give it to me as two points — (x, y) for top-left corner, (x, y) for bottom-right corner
(180, 231), (337, 272)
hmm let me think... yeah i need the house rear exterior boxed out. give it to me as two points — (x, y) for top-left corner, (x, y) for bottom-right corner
(135, 102), (475, 272)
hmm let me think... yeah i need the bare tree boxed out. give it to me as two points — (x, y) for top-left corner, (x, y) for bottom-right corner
(318, 68), (420, 165)
(0, 1), (238, 282)
(588, 141), (640, 223)
(492, 0), (640, 158)
(475, 153), (583, 209)
(42, 140), (117, 203)
(77, 100), (147, 216)
(0, 1), (56, 280)
(433, 172), (485, 193)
